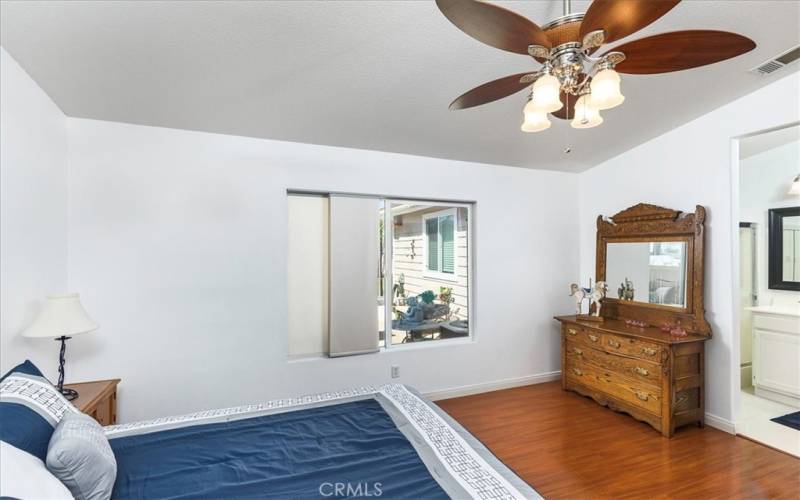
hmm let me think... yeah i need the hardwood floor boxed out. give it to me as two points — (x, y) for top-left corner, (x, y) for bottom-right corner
(437, 382), (800, 499)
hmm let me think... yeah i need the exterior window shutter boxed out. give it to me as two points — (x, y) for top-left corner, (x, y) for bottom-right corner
(441, 215), (455, 274)
(426, 218), (439, 271)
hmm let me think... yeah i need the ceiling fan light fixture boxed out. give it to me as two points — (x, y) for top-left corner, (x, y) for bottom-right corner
(437, 0), (756, 133)
(571, 95), (603, 129)
(789, 174), (800, 196)
(521, 103), (551, 133)
(531, 73), (563, 113)
(589, 68), (625, 110)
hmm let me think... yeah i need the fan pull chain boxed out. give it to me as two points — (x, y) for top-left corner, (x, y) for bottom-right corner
(563, 93), (572, 154)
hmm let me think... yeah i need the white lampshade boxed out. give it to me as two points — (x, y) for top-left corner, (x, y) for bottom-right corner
(530, 74), (563, 113)
(589, 68), (625, 110)
(22, 293), (98, 339)
(521, 100), (551, 132)
(790, 174), (800, 196)
(571, 95), (603, 129)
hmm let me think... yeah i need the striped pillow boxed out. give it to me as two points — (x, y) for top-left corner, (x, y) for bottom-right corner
(0, 360), (78, 460)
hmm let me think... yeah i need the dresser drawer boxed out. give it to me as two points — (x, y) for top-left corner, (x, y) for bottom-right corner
(566, 340), (661, 389)
(566, 356), (662, 415)
(563, 324), (603, 348)
(602, 332), (662, 363)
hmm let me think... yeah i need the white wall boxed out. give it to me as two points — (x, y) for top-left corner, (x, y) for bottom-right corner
(0, 48), (69, 378)
(578, 71), (800, 426)
(62, 118), (578, 421)
(740, 138), (800, 305)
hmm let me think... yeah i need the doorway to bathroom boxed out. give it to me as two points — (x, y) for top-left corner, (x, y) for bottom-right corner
(735, 124), (800, 457)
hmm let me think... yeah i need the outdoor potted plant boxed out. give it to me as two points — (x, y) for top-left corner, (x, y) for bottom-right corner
(438, 286), (453, 304)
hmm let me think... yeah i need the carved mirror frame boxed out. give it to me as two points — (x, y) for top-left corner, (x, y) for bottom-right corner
(596, 203), (711, 337)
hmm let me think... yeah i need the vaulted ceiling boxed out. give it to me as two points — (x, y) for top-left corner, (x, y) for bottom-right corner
(2, 1), (798, 171)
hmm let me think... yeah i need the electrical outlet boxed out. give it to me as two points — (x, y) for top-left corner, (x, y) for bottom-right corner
(391, 365), (400, 378)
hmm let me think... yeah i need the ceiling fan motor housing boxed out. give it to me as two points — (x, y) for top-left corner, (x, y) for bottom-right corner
(537, 14), (603, 96)
(550, 43), (586, 93)
(541, 13), (586, 46)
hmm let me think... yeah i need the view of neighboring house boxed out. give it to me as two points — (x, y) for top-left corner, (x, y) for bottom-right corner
(380, 203), (471, 345)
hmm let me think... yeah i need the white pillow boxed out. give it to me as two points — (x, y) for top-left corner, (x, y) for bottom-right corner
(0, 440), (73, 499)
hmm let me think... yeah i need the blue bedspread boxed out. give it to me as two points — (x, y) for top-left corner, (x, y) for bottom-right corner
(110, 399), (448, 499)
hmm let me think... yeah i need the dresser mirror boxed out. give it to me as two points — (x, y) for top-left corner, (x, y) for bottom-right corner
(768, 207), (800, 291)
(606, 240), (688, 308)
(596, 203), (711, 336)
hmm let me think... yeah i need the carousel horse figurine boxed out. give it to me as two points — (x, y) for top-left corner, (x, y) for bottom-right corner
(588, 281), (608, 317)
(569, 283), (588, 315)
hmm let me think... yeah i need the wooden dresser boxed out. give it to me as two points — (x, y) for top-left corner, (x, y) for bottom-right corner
(556, 316), (707, 437)
(63, 379), (120, 426)
(557, 204), (712, 437)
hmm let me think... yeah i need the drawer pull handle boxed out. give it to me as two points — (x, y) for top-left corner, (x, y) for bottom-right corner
(635, 391), (650, 402)
(588, 334), (599, 342)
(572, 368), (583, 376)
(641, 347), (657, 357)
(634, 366), (649, 377)
(608, 339), (621, 348)
(568, 328), (578, 336)
(573, 347), (583, 356)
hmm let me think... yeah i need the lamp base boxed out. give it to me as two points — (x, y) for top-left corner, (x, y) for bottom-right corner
(59, 387), (79, 401)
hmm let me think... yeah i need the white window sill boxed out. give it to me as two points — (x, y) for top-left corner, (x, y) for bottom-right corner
(421, 271), (459, 283)
(287, 336), (476, 361)
(381, 336), (475, 352)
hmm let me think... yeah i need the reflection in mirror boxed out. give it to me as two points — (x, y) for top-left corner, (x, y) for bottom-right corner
(606, 241), (688, 308)
(782, 215), (800, 282)
(768, 207), (800, 290)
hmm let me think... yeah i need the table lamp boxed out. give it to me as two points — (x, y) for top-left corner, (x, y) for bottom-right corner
(22, 293), (98, 400)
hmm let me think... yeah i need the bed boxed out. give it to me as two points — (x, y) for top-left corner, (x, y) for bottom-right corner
(105, 384), (540, 499)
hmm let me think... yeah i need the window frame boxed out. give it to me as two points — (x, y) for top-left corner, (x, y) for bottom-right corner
(286, 190), (475, 356)
(422, 207), (459, 282)
(383, 200), (474, 351)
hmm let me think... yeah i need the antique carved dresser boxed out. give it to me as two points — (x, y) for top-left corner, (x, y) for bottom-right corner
(556, 204), (711, 437)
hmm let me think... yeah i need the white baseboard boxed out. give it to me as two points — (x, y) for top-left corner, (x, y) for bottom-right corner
(705, 412), (735, 434)
(424, 371), (561, 401)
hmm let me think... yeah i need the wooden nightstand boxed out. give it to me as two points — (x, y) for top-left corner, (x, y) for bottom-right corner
(63, 379), (120, 426)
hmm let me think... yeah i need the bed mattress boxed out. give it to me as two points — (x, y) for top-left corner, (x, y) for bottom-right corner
(105, 384), (540, 499)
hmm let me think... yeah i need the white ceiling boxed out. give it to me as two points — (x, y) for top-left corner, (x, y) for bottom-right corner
(740, 124), (799, 159)
(2, 1), (799, 172)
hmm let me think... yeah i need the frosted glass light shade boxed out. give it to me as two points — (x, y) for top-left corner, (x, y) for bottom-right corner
(22, 293), (98, 339)
(790, 175), (800, 196)
(531, 74), (563, 113)
(521, 101), (551, 132)
(571, 95), (603, 129)
(590, 68), (625, 110)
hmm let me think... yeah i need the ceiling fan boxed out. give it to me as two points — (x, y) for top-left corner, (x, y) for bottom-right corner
(437, 0), (756, 132)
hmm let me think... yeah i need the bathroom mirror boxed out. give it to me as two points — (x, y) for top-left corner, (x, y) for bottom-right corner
(606, 240), (688, 308)
(768, 207), (800, 291)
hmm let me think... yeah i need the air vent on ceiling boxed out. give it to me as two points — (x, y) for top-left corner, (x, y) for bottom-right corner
(750, 45), (800, 76)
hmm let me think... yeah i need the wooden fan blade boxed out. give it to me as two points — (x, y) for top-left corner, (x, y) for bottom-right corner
(436, 0), (550, 54)
(612, 30), (756, 74)
(449, 72), (532, 110)
(580, 0), (681, 45)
